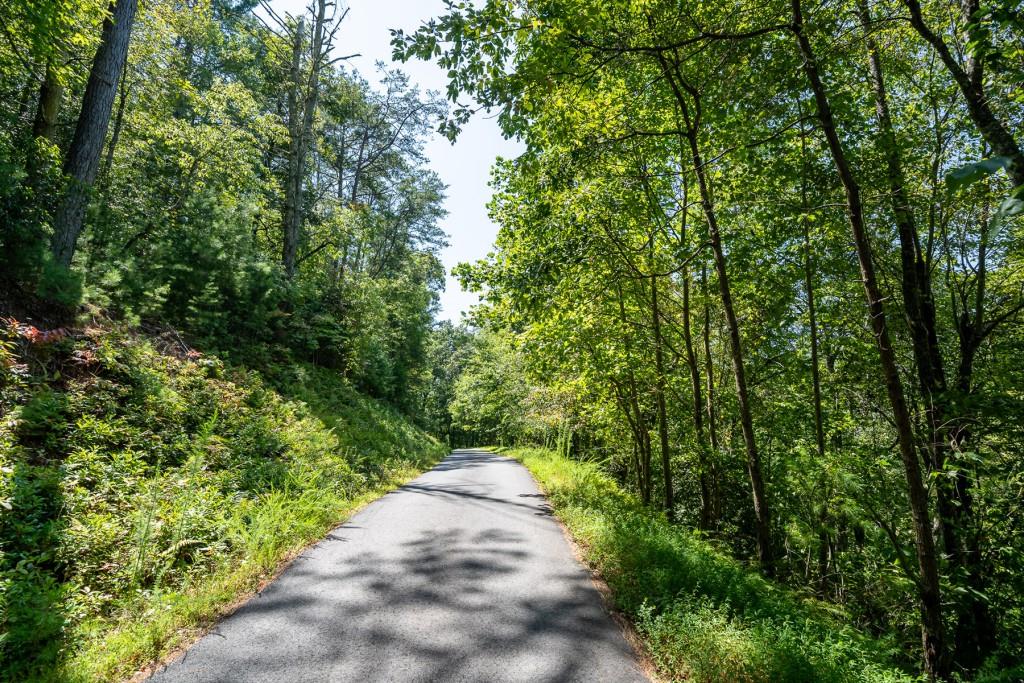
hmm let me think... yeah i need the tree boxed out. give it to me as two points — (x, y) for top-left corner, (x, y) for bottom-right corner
(50, 0), (138, 268)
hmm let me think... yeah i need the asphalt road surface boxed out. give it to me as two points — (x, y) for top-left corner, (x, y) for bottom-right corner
(149, 449), (648, 682)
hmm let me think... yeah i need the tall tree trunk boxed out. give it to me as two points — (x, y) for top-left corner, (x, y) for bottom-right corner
(50, 0), (139, 268)
(702, 263), (720, 460)
(791, 1), (947, 676)
(31, 61), (63, 144)
(902, 0), (1024, 188)
(618, 283), (653, 505)
(798, 109), (830, 590)
(282, 17), (306, 279)
(651, 268), (674, 521)
(333, 148), (349, 282)
(26, 59), (64, 192)
(859, 2), (988, 669)
(801, 189), (825, 463)
(948, 191), (996, 668)
(678, 176), (714, 530)
(860, 0), (948, 472)
(283, 0), (330, 279)
(658, 55), (773, 573)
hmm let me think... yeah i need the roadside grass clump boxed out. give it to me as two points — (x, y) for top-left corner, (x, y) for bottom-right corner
(504, 447), (916, 683)
(0, 326), (445, 682)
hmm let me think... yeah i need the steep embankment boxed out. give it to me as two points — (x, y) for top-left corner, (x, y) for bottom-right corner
(501, 447), (913, 683)
(0, 322), (446, 682)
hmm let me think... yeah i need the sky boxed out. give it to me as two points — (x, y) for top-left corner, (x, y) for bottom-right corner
(269, 0), (523, 322)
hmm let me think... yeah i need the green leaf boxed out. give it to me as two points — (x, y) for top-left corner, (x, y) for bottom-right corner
(945, 156), (1012, 193)
(995, 195), (1024, 219)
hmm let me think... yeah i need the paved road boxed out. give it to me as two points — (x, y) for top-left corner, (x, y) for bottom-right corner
(150, 449), (648, 682)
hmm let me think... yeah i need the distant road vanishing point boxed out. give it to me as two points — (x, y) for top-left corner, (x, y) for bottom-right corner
(148, 449), (649, 682)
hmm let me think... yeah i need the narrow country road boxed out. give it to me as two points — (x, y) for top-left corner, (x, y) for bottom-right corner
(149, 449), (649, 682)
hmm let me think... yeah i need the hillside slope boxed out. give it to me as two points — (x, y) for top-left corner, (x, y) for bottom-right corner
(0, 321), (446, 682)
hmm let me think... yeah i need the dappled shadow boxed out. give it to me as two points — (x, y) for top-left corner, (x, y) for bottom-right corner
(149, 450), (647, 682)
(396, 482), (554, 517)
(425, 449), (518, 472)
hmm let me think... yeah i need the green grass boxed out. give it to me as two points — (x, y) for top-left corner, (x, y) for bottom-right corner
(500, 447), (918, 683)
(0, 328), (446, 682)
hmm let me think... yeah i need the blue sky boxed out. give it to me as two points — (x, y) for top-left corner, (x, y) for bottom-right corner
(270, 0), (523, 321)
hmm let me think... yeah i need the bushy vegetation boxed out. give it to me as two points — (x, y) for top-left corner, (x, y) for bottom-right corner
(0, 322), (445, 682)
(506, 447), (913, 683)
(0, 0), (447, 409)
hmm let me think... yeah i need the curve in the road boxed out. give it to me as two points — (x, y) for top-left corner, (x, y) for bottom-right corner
(148, 449), (649, 682)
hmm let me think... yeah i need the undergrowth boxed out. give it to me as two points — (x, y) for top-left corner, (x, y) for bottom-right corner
(502, 447), (918, 683)
(0, 324), (446, 682)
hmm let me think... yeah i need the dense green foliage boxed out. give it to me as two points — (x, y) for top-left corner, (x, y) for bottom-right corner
(0, 0), (447, 407)
(398, 1), (1024, 680)
(506, 447), (912, 683)
(0, 323), (445, 681)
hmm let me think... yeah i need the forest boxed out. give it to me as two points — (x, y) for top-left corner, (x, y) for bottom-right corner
(0, 0), (1022, 681)
(399, 0), (1024, 681)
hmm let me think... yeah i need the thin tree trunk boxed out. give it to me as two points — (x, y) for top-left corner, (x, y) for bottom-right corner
(801, 185), (825, 462)
(798, 107), (831, 591)
(791, 1), (947, 676)
(702, 263), (720, 458)
(677, 175), (713, 530)
(26, 59), (64, 191)
(651, 267), (674, 521)
(283, 0), (330, 279)
(658, 54), (772, 573)
(618, 283), (653, 504)
(101, 71), (129, 181)
(51, 0), (139, 268)
(948, 191), (995, 668)
(859, 0), (948, 472)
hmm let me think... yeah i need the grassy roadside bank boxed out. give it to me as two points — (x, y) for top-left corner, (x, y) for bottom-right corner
(498, 447), (915, 683)
(1, 324), (446, 682)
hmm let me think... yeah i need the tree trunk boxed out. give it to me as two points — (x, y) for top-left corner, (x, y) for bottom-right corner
(26, 59), (64, 192)
(791, 0), (947, 676)
(32, 61), (63, 144)
(801, 194), (825, 462)
(859, 0), (948, 470)
(798, 109), (830, 591)
(859, 2), (988, 669)
(658, 55), (773, 573)
(678, 176), (714, 530)
(50, 0), (139, 268)
(651, 269), (674, 521)
(702, 263), (720, 458)
(101, 71), (130, 181)
(618, 283), (653, 504)
(948, 191), (996, 669)
(903, 0), (1024, 188)
(282, 17), (306, 279)
(283, 0), (330, 279)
